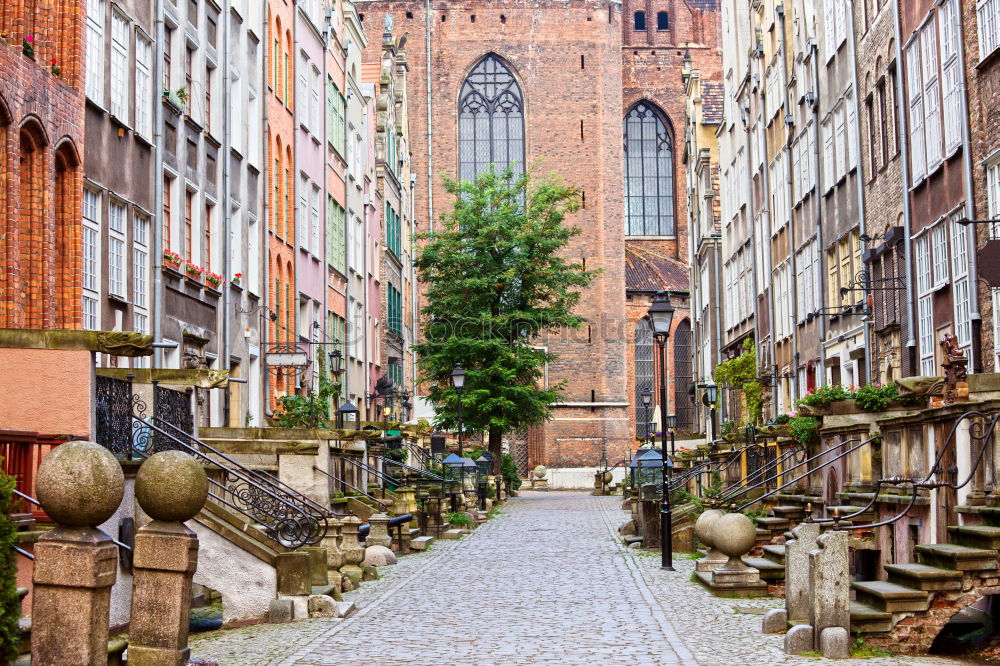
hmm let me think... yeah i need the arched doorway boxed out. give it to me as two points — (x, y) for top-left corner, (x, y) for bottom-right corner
(674, 319), (693, 430)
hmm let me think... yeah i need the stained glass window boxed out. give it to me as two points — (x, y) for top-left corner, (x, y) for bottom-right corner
(458, 54), (525, 183)
(624, 103), (675, 236)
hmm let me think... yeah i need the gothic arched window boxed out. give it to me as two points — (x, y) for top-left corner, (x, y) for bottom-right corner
(458, 54), (525, 183)
(634, 317), (654, 439)
(624, 102), (675, 236)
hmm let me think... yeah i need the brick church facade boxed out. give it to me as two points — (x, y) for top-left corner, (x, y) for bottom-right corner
(356, 0), (721, 469)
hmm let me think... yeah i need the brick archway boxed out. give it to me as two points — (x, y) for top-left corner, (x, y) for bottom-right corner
(16, 117), (50, 328)
(53, 139), (81, 327)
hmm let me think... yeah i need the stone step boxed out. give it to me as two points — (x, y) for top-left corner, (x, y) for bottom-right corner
(756, 516), (789, 531)
(410, 535), (435, 551)
(406, 527), (421, 538)
(884, 563), (964, 591)
(762, 544), (786, 565)
(783, 531), (795, 542)
(826, 505), (877, 521)
(441, 529), (463, 540)
(852, 580), (930, 613)
(335, 601), (356, 618)
(741, 556), (785, 581)
(916, 543), (998, 571)
(770, 505), (806, 519)
(850, 600), (893, 634)
(947, 525), (1000, 551)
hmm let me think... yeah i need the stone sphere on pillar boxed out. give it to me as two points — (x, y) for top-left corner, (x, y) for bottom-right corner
(695, 508), (723, 548)
(35, 441), (125, 527)
(712, 512), (757, 559)
(135, 451), (209, 522)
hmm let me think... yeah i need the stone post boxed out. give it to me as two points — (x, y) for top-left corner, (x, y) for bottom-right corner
(366, 513), (392, 548)
(705, 512), (767, 597)
(694, 509), (727, 572)
(339, 515), (364, 587)
(809, 531), (851, 658)
(763, 522), (819, 634)
(302, 546), (330, 588)
(128, 451), (208, 666)
(320, 517), (345, 592)
(31, 441), (125, 666)
(393, 486), (417, 515)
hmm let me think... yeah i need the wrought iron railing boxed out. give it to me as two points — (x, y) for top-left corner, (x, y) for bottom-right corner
(404, 441), (437, 471)
(314, 465), (390, 511)
(344, 456), (400, 489)
(130, 414), (329, 549)
(713, 446), (806, 505)
(378, 456), (446, 482)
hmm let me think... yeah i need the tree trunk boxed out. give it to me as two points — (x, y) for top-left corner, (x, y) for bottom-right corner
(489, 425), (503, 476)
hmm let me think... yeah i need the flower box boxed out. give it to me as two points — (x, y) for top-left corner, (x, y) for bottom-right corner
(205, 271), (224, 289)
(183, 261), (204, 281)
(162, 250), (183, 272)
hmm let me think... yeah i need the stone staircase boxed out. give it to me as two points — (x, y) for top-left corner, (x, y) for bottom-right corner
(847, 524), (1000, 654)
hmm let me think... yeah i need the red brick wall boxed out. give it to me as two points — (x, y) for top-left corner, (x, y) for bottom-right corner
(0, 2), (85, 330)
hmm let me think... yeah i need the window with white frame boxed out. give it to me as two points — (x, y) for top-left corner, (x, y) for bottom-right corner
(82, 190), (101, 330)
(939, 0), (962, 152)
(823, 118), (835, 192)
(135, 34), (152, 137)
(796, 239), (820, 322)
(85, 0), (105, 104)
(847, 91), (858, 170)
(825, 0), (848, 61)
(774, 262), (792, 341)
(907, 17), (947, 180)
(310, 184), (320, 256)
(835, 104), (847, 180)
(952, 216), (972, 351)
(133, 213), (149, 308)
(110, 11), (129, 120)
(298, 173), (308, 248)
(978, 0), (1000, 60)
(310, 65), (321, 133)
(915, 234), (935, 375)
(922, 22), (943, 168)
(247, 214), (260, 293)
(108, 201), (127, 298)
(907, 38), (927, 181)
(931, 223), (949, 287)
(769, 155), (787, 236)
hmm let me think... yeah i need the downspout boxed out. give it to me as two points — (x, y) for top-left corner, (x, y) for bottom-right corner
(812, 37), (828, 381)
(342, 74), (352, 407)
(712, 234), (723, 423)
(153, 0), (165, 367)
(425, 0), (434, 234)
(262, 4), (273, 417)
(777, 2), (798, 400)
(955, 4), (981, 372)
(848, 0), (872, 384)
(321, 14), (330, 385)
(410, 174), (417, 405)
(221, 0), (232, 424)
(893, 0), (917, 371)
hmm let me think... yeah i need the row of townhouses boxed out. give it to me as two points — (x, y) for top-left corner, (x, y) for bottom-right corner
(0, 0), (419, 428)
(686, 0), (1000, 430)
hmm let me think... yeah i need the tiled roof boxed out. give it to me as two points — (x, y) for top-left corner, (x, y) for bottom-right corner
(688, 0), (721, 11)
(625, 244), (690, 293)
(701, 82), (724, 124)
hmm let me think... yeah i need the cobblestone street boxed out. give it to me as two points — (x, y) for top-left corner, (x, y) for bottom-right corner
(190, 493), (967, 665)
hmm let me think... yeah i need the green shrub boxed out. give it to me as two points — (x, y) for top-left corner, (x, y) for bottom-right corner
(853, 383), (897, 411)
(446, 511), (474, 528)
(721, 420), (739, 437)
(787, 416), (820, 446)
(500, 452), (522, 491)
(797, 384), (854, 409)
(0, 468), (18, 662)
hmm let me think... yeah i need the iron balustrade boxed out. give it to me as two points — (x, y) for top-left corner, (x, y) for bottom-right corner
(733, 435), (877, 513)
(377, 456), (447, 482)
(313, 465), (390, 511)
(713, 446), (806, 505)
(403, 441), (437, 471)
(129, 415), (329, 549)
(813, 410), (1000, 531)
(343, 456), (400, 489)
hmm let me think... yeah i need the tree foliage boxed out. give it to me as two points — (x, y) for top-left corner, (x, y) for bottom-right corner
(0, 467), (18, 662)
(713, 338), (762, 424)
(273, 355), (340, 429)
(414, 166), (597, 452)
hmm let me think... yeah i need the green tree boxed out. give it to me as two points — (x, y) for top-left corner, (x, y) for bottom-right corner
(273, 354), (341, 429)
(415, 166), (597, 470)
(0, 467), (18, 662)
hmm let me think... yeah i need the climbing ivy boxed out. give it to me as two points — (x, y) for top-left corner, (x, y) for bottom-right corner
(713, 338), (763, 424)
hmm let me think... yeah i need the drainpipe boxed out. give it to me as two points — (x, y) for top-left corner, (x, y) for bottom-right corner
(425, 0), (433, 234)
(410, 174), (417, 407)
(221, 0), (232, 425)
(847, 0), (872, 385)
(343, 74), (352, 408)
(777, 2), (798, 401)
(712, 233), (724, 423)
(321, 14), (330, 385)
(811, 36), (828, 382)
(893, 0), (917, 374)
(262, 5), (273, 417)
(152, 0), (165, 368)
(955, 5), (981, 372)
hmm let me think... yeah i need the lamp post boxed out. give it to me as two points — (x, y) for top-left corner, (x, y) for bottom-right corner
(640, 389), (652, 443)
(451, 364), (466, 456)
(476, 452), (493, 511)
(336, 400), (359, 430)
(648, 290), (675, 571)
(665, 413), (677, 457)
(705, 379), (718, 444)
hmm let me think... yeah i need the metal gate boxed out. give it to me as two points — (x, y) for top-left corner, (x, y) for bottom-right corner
(674, 319), (694, 430)
(504, 429), (530, 476)
(95, 375), (134, 456)
(154, 384), (194, 450)
(746, 444), (778, 489)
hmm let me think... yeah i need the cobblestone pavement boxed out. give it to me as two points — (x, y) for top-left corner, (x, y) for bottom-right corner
(190, 492), (969, 665)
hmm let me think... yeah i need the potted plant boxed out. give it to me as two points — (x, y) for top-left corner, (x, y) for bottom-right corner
(184, 261), (204, 281)
(1, 31), (9, 46)
(231, 272), (242, 287)
(162, 249), (182, 271)
(22, 35), (34, 59)
(50, 57), (60, 76)
(205, 271), (223, 289)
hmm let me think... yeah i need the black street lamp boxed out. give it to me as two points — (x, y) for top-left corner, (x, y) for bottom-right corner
(336, 400), (359, 430)
(443, 453), (464, 512)
(328, 349), (344, 376)
(648, 290), (675, 571)
(705, 379), (718, 444)
(451, 364), (466, 456)
(640, 389), (652, 442)
(666, 413), (677, 457)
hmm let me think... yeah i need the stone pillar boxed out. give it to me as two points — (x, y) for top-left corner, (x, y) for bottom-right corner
(763, 522), (819, 634)
(128, 451), (208, 666)
(394, 486), (417, 515)
(302, 546), (330, 587)
(276, 552), (311, 596)
(31, 441), (125, 666)
(809, 531), (850, 658)
(705, 512), (767, 597)
(366, 513), (392, 549)
(339, 515), (364, 587)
